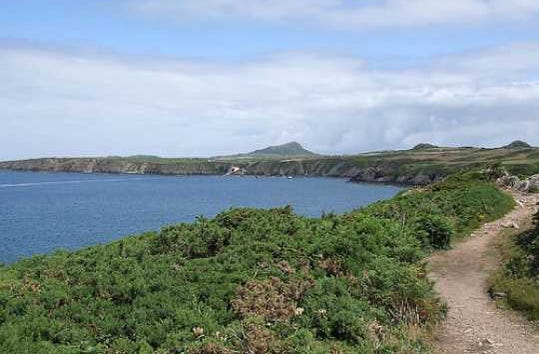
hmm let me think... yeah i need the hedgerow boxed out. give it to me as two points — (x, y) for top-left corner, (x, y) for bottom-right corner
(0, 172), (514, 353)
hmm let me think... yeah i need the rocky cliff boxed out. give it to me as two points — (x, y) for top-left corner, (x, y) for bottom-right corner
(0, 158), (230, 176)
(0, 156), (443, 186)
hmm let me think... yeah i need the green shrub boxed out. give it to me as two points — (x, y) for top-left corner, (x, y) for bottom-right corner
(490, 211), (539, 320)
(413, 214), (454, 250)
(490, 275), (539, 321)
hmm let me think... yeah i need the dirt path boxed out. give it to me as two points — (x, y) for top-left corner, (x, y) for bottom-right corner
(428, 192), (539, 353)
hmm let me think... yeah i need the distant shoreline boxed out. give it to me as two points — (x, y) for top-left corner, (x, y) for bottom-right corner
(0, 169), (413, 190)
(2, 144), (538, 187)
(0, 166), (417, 188)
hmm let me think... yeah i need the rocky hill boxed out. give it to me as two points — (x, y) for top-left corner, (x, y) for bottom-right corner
(504, 140), (532, 149)
(248, 141), (317, 156)
(215, 141), (318, 160)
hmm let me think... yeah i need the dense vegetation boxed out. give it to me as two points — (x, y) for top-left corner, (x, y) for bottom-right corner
(0, 172), (515, 353)
(490, 211), (539, 321)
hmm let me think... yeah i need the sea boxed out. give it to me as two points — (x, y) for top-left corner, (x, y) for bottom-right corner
(0, 170), (401, 263)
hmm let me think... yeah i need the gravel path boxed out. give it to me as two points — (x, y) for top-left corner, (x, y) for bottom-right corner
(428, 192), (539, 354)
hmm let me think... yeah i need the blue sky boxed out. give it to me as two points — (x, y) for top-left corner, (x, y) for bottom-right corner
(2, 0), (539, 159)
(3, 0), (539, 61)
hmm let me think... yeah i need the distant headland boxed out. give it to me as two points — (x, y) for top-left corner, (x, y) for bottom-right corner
(1, 140), (537, 186)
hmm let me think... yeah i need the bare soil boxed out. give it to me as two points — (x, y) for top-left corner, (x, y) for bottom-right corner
(428, 192), (539, 353)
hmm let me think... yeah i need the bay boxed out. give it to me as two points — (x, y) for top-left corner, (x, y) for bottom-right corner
(0, 170), (401, 263)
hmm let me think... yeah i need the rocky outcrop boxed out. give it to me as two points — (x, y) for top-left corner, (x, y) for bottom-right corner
(226, 166), (246, 175)
(350, 167), (442, 185)
(497, 174), (539, 193)
(0, 158), (231, 176)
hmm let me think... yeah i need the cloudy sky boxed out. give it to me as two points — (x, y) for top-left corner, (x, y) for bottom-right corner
(2, 0), (539, 160)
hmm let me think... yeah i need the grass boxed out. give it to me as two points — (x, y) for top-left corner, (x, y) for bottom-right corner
(489, 212), (539, 321)
(0, 172), (515, 353)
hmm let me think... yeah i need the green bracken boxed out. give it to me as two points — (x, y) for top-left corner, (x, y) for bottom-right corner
(0, 172), (515, 353)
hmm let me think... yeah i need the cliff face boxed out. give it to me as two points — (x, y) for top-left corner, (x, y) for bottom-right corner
(0, 157), (443, 186)
(0, 158), (231, 176)
(242, 159), (441, 185)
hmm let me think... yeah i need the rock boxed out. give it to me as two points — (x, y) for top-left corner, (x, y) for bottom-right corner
(501, 221), (520, 229)
(496, 174), (539, 193)
(226, 165), (246, 176)
(192, 327), (204, 338)
(481, 338), (493, 345)
(528, 174), (539, 193)
(501, 222), (512, 228)
(491, 291), (507, 299)
(411, 174), (433, 185)
(497, 175), (521, 189)
(317, 309), (327, 315)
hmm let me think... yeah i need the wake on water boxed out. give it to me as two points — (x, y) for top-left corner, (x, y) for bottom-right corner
(0, 178), (145, 188)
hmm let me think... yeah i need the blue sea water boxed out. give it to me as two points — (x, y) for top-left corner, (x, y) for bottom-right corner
(0, 170), (401, 264)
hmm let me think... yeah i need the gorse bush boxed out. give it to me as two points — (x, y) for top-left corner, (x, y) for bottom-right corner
(413, 215), (454, 250)
(0, 172), (514, 353)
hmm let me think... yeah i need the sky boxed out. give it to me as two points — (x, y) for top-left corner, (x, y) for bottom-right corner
(2, 0), (539, 160)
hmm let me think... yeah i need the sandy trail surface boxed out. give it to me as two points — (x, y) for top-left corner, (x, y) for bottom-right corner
(429, 192), (539, 353)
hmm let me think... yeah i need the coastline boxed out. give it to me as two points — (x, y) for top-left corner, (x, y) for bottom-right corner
(4, 145), (538, 188)
(0, 160), (437, 187)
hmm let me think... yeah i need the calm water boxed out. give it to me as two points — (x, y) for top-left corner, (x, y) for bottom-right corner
(0, 170), (401, 263)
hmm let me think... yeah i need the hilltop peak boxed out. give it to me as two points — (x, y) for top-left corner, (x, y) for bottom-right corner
(249, 141), (317, 157)
(214, 141), (318, 160)
(412, 143), (439, 150)
(504, 140), (531, 149)
(279, 141), (303, 148)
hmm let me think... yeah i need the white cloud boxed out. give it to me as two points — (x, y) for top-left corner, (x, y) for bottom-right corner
(1, 42), (539, 160)
(126, 0), (539, 29)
